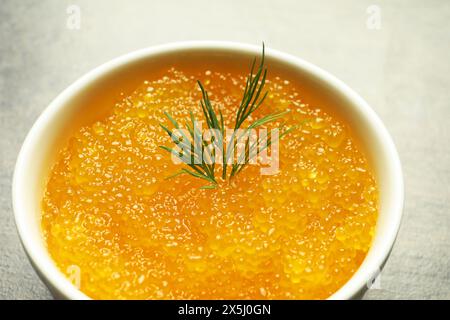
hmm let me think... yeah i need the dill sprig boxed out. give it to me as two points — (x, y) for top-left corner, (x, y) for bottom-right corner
(159, 44), (295, 188)
(159, 111), (218, 187)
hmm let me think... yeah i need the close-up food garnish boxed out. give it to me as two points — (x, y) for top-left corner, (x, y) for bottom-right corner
(41, 45), (378, 299)
(159, 45), (295, 189)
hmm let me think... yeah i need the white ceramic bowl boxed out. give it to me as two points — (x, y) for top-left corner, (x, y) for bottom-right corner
(12, 41), (403, 300)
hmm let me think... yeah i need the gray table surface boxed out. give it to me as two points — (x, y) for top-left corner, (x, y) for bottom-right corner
(1, 0), (449, 300)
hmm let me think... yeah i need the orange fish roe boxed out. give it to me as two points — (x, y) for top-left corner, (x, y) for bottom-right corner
(42, 67), (378, 299)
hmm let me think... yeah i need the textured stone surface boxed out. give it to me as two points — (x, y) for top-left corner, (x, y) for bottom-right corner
(1, 0), (449, 299)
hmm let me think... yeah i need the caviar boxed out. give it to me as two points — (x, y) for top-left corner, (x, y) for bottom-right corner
(42, 67), (378, 299)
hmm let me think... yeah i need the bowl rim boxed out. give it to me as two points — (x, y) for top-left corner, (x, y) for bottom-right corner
(12, 40), (404, 300)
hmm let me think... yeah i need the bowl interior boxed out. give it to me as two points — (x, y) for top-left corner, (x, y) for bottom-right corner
(13, 42), (403, 299)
